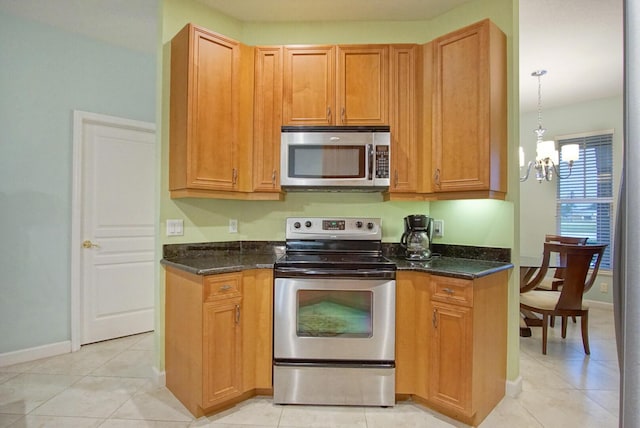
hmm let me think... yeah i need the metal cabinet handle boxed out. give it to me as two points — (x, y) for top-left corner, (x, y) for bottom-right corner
(442, 287), (455, 295)
(394, 170), (399, 187)
(432, 309), (438, 328)
(434, 168), (441, 186)
(235, 304), (240, 324)
(341, 107), (346, 124)
(82, 240), (100, 249)
(272, 169), (277, 186)
(219, 285), (232, 291)
(232, 168), (238, 185)
(327, 106), (332, 123)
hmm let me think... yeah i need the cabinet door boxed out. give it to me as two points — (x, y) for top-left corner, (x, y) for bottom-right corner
(337, 45), (389, 125)
(395, 272), (417, 394)
(432, 20), (506, 194)
(241, 269), (273, 392)
(253, 47), (283, 192)
(202, 296), (242, 407)
(283, 46), (335, 125)
(389, 45), (419, 193)
(189, 27), (239, 190)
(429, 301), (472, 416)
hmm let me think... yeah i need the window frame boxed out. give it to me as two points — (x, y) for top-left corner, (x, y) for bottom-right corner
(555, 129), (614, 269)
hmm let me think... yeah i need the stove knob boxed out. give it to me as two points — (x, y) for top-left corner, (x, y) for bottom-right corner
(356, 221), (363, 228)
(305, 221), (312, 228)
(367, 222), (375, 230)
(293, 221), (301, 229)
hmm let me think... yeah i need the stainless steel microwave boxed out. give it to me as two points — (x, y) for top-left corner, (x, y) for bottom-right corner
(280, 126), (391, 191)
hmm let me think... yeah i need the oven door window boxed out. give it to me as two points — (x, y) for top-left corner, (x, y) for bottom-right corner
(289, 145), (366, 179)
(296, 290), (372, 338)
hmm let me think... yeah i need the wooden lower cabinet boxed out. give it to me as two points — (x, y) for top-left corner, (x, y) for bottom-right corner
(395, 270), (508, 427)
(165, 267), (273, 417)
(429, 300), (472, 414)
(202, 296), (242, 407)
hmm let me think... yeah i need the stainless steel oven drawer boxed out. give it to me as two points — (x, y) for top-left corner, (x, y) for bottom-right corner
(273, 364), (395, 407)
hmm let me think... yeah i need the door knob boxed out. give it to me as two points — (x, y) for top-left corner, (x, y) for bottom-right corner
(82, 240), (100, 249)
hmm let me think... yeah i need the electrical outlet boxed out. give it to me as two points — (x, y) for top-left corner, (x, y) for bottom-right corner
(432, 219), (444, 238)
(599, 282), (608, 293)
(229, 219), (238, 233)
(166, 219), (184, 236)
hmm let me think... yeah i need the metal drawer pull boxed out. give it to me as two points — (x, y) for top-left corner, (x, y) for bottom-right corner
(442, 287), (455, 295)
(235, 305), (240, 324)
(432, 309), (438, 328)
(219, 285), (232, 291)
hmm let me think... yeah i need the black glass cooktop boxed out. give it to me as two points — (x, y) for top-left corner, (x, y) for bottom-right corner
(275, 253), (396, 269)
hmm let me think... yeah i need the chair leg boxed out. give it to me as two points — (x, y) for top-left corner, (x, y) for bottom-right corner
(542, 314), (549, 355)
(572, 316), (577, 323)
(561, 316), (568, 338)
(550, 316), (555, 327)
(581, 312), (590, 355)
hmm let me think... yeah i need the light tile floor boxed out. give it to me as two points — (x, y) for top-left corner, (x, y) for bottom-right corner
(0, 306), (618, 427)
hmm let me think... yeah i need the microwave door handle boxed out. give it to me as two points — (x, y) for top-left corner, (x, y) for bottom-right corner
(368, 144), (374, 180)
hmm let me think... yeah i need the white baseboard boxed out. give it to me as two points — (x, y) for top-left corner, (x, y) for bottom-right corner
(506, 376), (523, 397)
(153, 366), (166, 386)
(0, 341), (71, 367)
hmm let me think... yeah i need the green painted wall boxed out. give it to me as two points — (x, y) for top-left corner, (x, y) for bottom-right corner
(158, 0), (519, 383)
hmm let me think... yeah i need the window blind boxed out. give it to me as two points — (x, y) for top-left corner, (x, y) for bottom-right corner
(556, 132), (613, 268)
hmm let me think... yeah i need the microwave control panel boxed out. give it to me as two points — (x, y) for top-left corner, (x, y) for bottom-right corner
(375, 146), (390, 179)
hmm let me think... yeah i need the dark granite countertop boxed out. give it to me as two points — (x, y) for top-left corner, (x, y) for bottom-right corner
(391, 256), (513, 279)
(161, 253), (278, 276)
(161, 241), (513, 279)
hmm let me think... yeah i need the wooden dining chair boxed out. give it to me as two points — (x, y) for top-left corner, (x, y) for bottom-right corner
(520, 242), (607, 355)
(536, 234), (589, 291)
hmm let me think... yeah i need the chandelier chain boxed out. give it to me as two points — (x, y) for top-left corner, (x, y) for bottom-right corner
(532, 69), (547, 136)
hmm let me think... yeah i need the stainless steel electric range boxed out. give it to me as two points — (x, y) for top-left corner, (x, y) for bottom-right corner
(273, 217), (396, 407)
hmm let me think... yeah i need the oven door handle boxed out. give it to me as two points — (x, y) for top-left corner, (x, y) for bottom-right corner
(367, 143), (374, 180)
(275, 267), (396, 279)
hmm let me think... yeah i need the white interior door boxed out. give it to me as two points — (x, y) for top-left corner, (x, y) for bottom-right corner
(75, 111), (155, 345)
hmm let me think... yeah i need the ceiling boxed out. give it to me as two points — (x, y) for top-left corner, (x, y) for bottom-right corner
(519, 0), (623, 112)
(0, 0), (623, 111)
(195, 0), (473, 22)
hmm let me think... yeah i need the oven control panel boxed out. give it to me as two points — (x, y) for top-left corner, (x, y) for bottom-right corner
(286, 217), (381, 240)
(322, 219), (345, 230)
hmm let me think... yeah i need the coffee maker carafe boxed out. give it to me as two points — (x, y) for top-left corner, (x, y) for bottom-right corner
(400, 215), (433, 261)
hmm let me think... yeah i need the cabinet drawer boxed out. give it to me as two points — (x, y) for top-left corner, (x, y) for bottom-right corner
(203, 273), (242, 302)
(431, 276), (473, 307)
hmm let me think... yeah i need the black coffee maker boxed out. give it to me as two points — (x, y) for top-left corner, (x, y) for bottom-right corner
(400, 215), (433, 261)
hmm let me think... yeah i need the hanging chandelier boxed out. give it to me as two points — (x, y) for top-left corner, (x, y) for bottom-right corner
(520, 70), (579, 182)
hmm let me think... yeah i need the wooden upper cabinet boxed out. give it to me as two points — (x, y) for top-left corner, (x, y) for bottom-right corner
(170, 24), (269, 200)
(283, 45), (389, 125)
(253, 47), (283, 192)
(389, 44), (420, 194)
(337, 45), (389, 125)
(283, 46), (335, 125)
(431, 19), (507, 198)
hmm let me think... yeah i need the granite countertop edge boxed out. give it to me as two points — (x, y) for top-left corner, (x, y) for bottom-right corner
(161, 255), (513, 279)
(391, 257), (514, 279)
